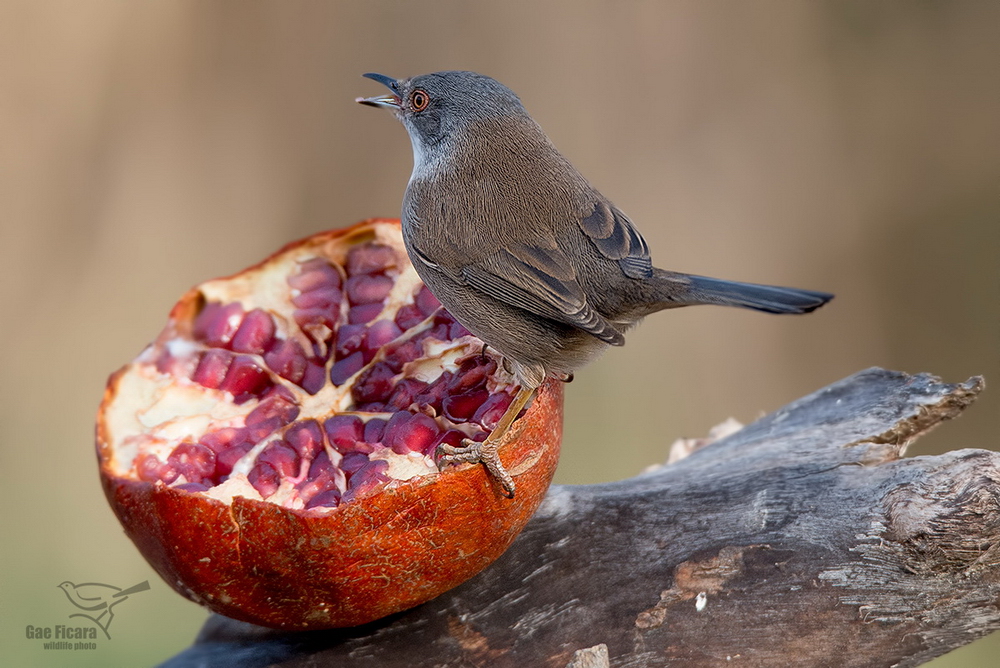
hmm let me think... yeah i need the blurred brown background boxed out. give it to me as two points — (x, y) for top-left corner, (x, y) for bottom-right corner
(2, 1), (997, 666)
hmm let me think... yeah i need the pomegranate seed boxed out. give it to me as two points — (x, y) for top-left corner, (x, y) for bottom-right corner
(214, 442), (251, 478)
(387, 378), (428, 410)
(363, 418), (386, 444)
(324, 415), (365, 452)
(263, 339), (308, 384)
(192, 349), (233, 389)
(284, 420), (324, 460)
(246, 392), (299, 427)
(394, 303), (424, 330)
(432, 429), (466, 455)
(291, 286), (343, 311)
(362, 320), (403, 362)
(340, 452), (370, 475)
(248, 462), (280, 498)
(289, 258), (342, 292)
(199, 426), (248, 454)
(258, 442), (299, 478)
(383, 411), (440, 455)
(219, 355), (270, 397)
(346, 243), (396, 275)
(414, 373), (452, 414)
(348, 303), (382, 324)
(335, 324), (366, 358)
(330, 351), (363, 386)
(383, 339), (423, 373)
(473, 392), (514, 430)
(194, 302), (244, 348)
(352, 362), (397, 404)
(415, 286), (441, 315)
(346, 274), (394, 305)
(307, 450), (334, 480)
(442, 389), (489, 422)
(136, 453), (177, 483)
(174, 482), (211, 492)
(448, 356), (497, 394)
(167, 442), (216, 484)
(306, 489), (342, 509)
(294, 306), (336, 332)
(301, 360), (327, 394)
(342, 460), (390, 503)
(230, 309), (276, 355)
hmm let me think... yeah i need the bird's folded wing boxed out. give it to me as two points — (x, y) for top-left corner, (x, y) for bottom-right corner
(460, 243), (624, 346)
(578, 201), (653, 279)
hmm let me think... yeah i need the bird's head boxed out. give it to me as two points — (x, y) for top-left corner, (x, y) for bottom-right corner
(357, 71), (528, 168)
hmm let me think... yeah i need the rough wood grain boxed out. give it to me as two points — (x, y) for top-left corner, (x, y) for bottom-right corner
(161, 368), (998, 668)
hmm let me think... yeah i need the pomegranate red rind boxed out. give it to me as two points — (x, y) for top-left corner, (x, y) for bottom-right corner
(96, 219), (562, 629)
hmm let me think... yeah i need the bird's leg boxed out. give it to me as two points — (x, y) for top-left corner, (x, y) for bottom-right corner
(436, 385), (537, 498)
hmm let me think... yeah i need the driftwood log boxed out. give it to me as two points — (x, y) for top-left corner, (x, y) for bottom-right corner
(162, 368), (999, 668)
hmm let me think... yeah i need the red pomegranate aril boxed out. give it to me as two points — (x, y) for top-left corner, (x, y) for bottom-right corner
(383, 339), (423, 373)
(248, 462), (281, 498)
(289, 258), (342, 292)
(415, 285), (441, 315)
(230, 309), (276, 355)
(448, 356), (497, 394)
(362, 320), (403, 362)
(195, 302), (244, 348)
(324, 415), (365, 451)
(346, 274), (394, 305)
(136, 453), (177, 484)
(346, 243), (396, 275)
(473, 392), (514, 430)
(199, 427), (244, 454)
(306, 489), (342, 509)
(291, 286), (343, 311)
(330, 351), (363, 386)
(352, 362), (397, 404)
(348, 303), (383, 324)
(387, 378), (428, 411)
(340, 451), (370, 475)
(342, 460), (390, 503)
(245, 393), (300, 429)
(167, 442), (216, 484)
(383, 411), (440, 455)
(363, 417), (386, 444)
(175, 482), (211, 492)
(335, 323), (366, 358)
(433, 429), (466, 452)
(301, 360), (327, 395)
(220, 355), (270, 397)
(442, 388), (489, 423)
(414, 373), (452, 414)
(394, 303), (424, 329)
(307, 450), (335, 480)
(215, 442), (252, 478)
(263, 339), (308, 384)
(192, 349), (233, 389)
(258, 442), (300, 479)
(284, 420), (324, 460)
(295, 306), (336, 332)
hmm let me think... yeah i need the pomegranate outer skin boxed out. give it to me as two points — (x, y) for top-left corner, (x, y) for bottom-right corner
(95, 219), (564, 630)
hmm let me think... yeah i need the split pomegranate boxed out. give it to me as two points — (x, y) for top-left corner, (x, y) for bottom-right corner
(96, 219), (562, 629)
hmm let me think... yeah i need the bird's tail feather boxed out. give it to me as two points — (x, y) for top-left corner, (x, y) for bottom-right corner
(653, 271), (833, 315)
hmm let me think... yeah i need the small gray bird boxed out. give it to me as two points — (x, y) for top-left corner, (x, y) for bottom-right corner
(358, 71), (832, 497)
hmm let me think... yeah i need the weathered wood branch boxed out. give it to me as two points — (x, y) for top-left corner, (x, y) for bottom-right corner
(162, 368), (999, 668)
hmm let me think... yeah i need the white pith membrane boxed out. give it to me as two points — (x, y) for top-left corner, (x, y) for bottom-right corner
(101, 223), (519, 513)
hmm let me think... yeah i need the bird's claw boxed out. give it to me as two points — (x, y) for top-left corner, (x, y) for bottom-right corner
(436, 437), (516, 498)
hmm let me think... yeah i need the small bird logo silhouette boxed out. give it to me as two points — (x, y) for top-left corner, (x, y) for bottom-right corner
(57, 580), (150, 639)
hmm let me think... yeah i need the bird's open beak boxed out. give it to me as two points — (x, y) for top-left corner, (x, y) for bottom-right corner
(356, 72), (401, 109)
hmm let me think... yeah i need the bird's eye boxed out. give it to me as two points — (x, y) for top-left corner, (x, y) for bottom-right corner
(410, 90), (429, 112)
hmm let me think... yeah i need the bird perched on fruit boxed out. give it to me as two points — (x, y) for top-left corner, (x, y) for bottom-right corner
(358, 70), (832, 497)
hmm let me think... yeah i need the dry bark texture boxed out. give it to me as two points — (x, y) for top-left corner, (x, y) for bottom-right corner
(162, 368), (999, 668)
